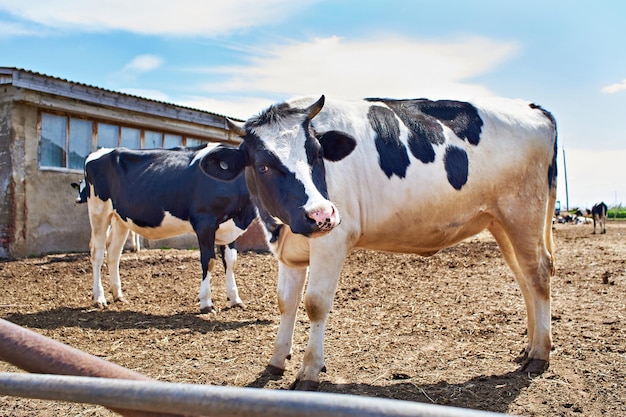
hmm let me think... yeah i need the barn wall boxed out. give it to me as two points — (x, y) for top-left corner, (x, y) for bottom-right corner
(0, 94), (13, 258)
(9, 101), (90, 257)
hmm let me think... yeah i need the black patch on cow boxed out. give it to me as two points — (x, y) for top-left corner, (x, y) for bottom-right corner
(376, 100), (445, 164)
(414, 99), (483, 145)
(443, 146), (469, 190)
(367, 105), (410, 178)
(367, 98), (483, 145)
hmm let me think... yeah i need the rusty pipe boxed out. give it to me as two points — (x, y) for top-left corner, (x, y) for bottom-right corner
(0, 318), (192, 417)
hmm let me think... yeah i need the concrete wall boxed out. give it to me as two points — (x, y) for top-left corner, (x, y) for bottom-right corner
(0, 97), (13, 258)
(7, 100), (93, 257)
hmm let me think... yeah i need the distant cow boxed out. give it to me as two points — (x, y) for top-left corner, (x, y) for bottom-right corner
(592, 202), (608, 234)
(78, 144), (257, 313)
(203, 95), (558, 390)
(72, 182), (141, 252)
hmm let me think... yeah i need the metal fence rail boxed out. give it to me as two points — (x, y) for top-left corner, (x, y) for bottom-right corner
(0, 372), (510, 417)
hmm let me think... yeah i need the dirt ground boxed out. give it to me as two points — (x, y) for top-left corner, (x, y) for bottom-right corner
(1, 222), (625, 416)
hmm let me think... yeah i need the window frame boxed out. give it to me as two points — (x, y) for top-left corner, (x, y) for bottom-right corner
(38, 110), (211, 172)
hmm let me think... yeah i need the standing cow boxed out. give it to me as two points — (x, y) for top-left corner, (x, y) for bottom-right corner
(79, 144), (257, 314)
(591, 202), (608, 234)
(203, 95), (557, 390)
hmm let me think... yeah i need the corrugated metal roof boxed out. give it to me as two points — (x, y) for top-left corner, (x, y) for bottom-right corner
(0, 67), (244, 124)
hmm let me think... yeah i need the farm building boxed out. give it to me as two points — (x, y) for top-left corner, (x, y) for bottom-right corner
(0, 67), (265, 259)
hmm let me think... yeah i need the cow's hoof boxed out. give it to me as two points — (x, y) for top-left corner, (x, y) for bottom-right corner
(265, 365), (285, 376)
(113, 297), (128, 304)
(519, 358), (549, 374)
(94, 301), (107, 309)
(230, 302), (246, 310)
(289, 379), (319, 391)
(199, 306), (217, 314)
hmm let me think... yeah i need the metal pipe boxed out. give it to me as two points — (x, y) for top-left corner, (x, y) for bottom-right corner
(0, 319), (189, 417)
(0, 373), (509, 417)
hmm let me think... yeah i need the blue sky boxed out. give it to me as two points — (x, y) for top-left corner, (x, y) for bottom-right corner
(1, 0), (625, 209)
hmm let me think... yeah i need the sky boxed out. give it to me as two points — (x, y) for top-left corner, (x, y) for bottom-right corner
(1, 0), (625, 209)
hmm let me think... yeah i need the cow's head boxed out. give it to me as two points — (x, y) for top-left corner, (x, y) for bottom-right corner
(71, 180), (88, 204)
(200, 95), (356, 237)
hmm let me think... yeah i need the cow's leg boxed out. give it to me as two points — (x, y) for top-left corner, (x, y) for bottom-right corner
(219, 243), (244, 308)
(268, 261), (308, 375)
(106, 218), (129, 303)
(268, 262), (308, 375)
(489, 220), (553, 374)
(196, 226), (218, 314)
(292, 241), (350, 391)
(88, 203), (110, 308)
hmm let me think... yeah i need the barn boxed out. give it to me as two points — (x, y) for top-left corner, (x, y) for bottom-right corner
(0, 67), (265, 259)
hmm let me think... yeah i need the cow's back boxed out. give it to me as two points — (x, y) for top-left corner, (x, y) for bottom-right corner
(309, 97), (557, 253)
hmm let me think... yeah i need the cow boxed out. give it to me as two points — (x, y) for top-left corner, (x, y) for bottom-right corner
(201, 95), (558, 390)
(591, 202), (608, 234)
(78, 144), (257, 314)
(72, 181), (142, 252)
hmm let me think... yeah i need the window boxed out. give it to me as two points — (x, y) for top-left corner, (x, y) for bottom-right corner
(97, 123), (119, 149)
(145, 131), (162, 149)
(69, 118), (92, 170)
(121, 127), (141, 148)
(186, 138), (203, 148)
(164, 133), (182, 149)
(40, 114), (66, 167)
(40, 112), (212, 170)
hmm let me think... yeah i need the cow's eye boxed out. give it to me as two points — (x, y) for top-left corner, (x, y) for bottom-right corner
(257, 164), (269, 174)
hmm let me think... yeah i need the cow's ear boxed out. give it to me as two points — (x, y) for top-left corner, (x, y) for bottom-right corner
(199, 146), (247, 181)
(317, 130), (357, 162)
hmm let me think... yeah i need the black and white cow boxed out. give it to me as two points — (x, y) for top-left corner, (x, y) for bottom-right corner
(78, 144), (257, 313)
(591, 202), (608, 234)
(202, 95), (558, 390)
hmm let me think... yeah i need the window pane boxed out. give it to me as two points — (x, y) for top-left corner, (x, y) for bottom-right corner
(121, 127), (141, 149)
(69, 118), (92, 169)
(41, 113), (66, 167)
(186, 138), (203, 148)
(98, 123), (119, 149)
(144, 131), (162, 149)
(164, 134), (182, 149)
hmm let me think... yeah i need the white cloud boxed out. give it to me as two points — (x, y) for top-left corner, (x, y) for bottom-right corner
(197, 35), (519, 100)
(0, 0), (317, 36)
(0, 20), (44, 37)
(109, 54), (164, 86)
(601, 79), (626, 94)
(124, 54), (163, 73)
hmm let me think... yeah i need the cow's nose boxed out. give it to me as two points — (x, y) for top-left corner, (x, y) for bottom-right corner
(307, 205), (339, 232)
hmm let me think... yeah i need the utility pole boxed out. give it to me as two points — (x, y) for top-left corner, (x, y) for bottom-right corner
(562, 146), (569, 211)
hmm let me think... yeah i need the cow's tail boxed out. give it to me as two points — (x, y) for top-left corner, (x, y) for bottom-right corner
(544, 119), (558, 276)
